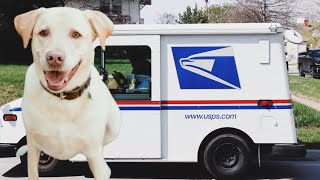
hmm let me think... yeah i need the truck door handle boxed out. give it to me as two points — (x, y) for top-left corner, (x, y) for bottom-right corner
(258, 100), (273, 108)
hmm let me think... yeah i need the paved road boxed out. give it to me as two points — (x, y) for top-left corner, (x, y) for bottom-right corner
(1, 150), (320, 180)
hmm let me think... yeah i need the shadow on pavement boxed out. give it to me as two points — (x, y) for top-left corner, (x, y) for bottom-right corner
(2, 159), (320, 180)
(2, 161), (92, 178)
(2, 162), (212, 179)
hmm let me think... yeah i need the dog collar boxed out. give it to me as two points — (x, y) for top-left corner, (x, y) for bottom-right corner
(40, 77), (91, 100)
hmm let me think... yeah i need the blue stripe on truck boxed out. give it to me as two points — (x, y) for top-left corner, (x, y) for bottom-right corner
(9, 107), (161, 111)
(120, 106), (161, 110)
(10, 107), (22, 112)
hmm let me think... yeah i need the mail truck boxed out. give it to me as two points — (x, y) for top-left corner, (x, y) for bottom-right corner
(0, 23), (305, 179)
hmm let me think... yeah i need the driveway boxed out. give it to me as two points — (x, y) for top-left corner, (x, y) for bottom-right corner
(289, 65), (298, 75)
(1, 150), (320, 179)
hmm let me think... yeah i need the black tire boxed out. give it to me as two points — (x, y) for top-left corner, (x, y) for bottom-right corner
(203, 134), (252, 179)
(299, 65), (305, 77)
(20, 151), (64, 176)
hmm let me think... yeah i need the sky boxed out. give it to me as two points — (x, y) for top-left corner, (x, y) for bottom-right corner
(140, 0), (233, 24)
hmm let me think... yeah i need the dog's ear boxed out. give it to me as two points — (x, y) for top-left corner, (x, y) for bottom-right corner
(83, 10), (114, 51)
(14, 8), (45, 48)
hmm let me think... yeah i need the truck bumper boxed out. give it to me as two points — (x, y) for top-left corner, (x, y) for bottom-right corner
(0, 144), (16, 158)
(272, 144), (306, 160)
(313, 66), (320, 77)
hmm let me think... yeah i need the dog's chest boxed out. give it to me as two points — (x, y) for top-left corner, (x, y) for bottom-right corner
(30, 124), (87, 159)
(27, 94), (90, 123)
(24, 97), (104, 159)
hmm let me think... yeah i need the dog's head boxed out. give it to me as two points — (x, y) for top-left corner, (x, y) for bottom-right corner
(14, 7), (113, 92)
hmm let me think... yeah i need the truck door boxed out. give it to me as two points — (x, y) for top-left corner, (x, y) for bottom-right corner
(96, 35), (161, 159)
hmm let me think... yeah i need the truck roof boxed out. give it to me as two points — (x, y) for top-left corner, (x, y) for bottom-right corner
(309, 48), (320, 51)
(112, 23), (283, 35)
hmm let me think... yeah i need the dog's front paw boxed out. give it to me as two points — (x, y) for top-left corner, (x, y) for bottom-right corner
(28, 177), (39, 180)
(104, 165), (111, 180)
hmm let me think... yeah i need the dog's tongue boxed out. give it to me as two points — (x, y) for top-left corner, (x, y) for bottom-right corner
(45, 71), (68, 91)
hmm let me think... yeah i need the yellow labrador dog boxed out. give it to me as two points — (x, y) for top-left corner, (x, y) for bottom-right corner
(14, 7), (121, 180)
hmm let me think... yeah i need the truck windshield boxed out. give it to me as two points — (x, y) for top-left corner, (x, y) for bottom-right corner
(313, 50), (320, 57)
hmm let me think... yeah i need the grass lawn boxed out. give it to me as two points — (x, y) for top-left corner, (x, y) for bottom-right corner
(0, 65), (28, 105)
(289, 75), (320, 147)
(94, 58), (132, 76)
(105, 59), (132, 77)
(289, 75), (320, 102)
(293, 100), (320, 127)
(293, 100), (320, 148)
(297, 128), (320, 149)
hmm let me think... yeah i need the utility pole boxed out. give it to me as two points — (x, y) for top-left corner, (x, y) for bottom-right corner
(205, 0), (209, 11)
(205, 0), (209, 18)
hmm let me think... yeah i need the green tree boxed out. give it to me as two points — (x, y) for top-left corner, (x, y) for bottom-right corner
(207, 5), (231, 23)
(178, 5), (208, 24)
(178, 4), (232, 24)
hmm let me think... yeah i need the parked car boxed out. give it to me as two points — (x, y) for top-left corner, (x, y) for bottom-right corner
(298, 49), (320, 78)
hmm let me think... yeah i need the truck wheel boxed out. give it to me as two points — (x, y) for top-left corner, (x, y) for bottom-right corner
(20, 151), (64, 176)
(203, 134), (252, 179)
(298, 65), (305, 77)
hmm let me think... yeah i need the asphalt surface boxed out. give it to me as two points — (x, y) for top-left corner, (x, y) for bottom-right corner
(1, 150), (320, 180)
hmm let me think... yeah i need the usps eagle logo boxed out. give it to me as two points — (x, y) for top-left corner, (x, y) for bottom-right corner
(171, 46), (241, 89)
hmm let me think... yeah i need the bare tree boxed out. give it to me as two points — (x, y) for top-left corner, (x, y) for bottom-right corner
(157, 13), (178, 24)
(312, 0), (320, 7)
(298, 22), (320, 48)
(233, 0), (299, 27)
(302, 0), (320, 22)
(225, 5), (256, 23)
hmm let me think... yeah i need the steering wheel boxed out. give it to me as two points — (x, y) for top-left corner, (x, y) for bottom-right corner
(98, 66), (108, 82)
(112, 71), (127, 88)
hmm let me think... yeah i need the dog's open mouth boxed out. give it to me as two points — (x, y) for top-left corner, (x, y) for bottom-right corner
(44, 61), (81, 91)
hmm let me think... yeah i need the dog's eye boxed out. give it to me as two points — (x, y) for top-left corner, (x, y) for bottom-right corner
(72, 31), (81, 39)
(39, 30), (48, 37)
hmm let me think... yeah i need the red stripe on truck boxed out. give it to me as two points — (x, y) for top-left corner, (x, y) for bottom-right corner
(116, 99), (291, 105)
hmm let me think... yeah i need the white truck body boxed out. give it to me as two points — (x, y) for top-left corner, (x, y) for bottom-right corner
(0, 23), (296, 163)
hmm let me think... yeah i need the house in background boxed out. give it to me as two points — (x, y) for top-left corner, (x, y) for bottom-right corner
(284, 40), (306, 63)
(66, 0), (151, 24)
(285, 17), (320, 63)
(116, 0), (151, 24)
(284, 17), (310, 63)
(0, 0), (152, 65)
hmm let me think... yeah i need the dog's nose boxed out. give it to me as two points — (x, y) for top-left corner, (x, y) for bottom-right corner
(46, 51), (65, 68)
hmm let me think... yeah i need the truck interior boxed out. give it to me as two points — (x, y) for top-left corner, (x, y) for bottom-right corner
(94, 46), (151, 100)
